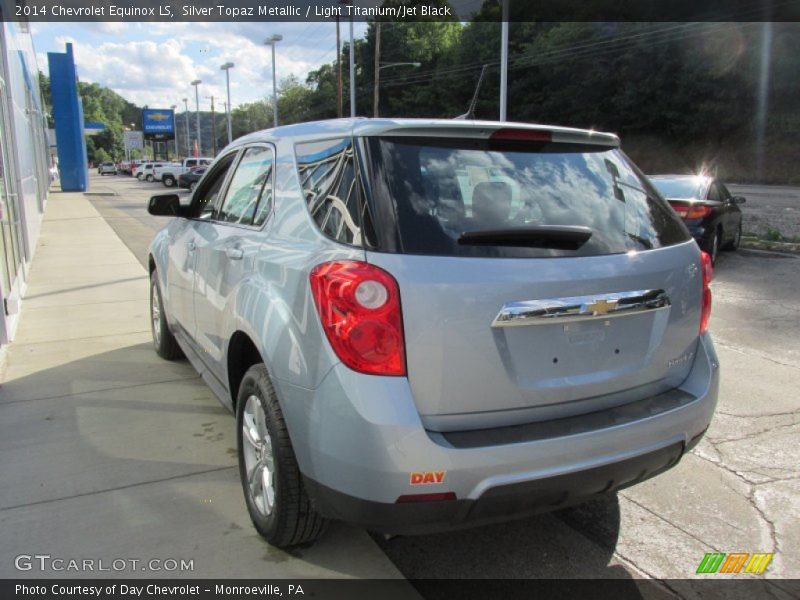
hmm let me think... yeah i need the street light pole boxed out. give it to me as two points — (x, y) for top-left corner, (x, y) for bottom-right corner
(182, 98), (190, 156)
(207, 96), (217, 156)
(220, 62), (234, 145)
(264, 35), (283, 128)
(499, 0), (509, 121)
(170, 104), (179, 158)
(191, 79), (202, 154)
(374, 62), (420, 118)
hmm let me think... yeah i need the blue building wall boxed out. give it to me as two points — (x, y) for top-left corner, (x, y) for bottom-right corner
(47, 43), (87, 192)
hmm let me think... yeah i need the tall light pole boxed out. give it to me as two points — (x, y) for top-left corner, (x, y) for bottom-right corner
(170, 104), (179, 158)
(374, 62), (420, 118)
(190, 79), (202, 155)
(499, 0), (509, 121)
(182, 98), (190, 156)
(264, 35), (283, 127)
(220, 62), (235, 145)
(207, 96), (217, 156)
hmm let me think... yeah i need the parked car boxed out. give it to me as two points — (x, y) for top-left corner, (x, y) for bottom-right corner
(147, 119), (718, 549)
(649, 174), (745, 265)
(158, 158), (213, 187)
(177, 167), (207, 192)
(97, 161), (117, 175)
(135, 162), (166, 182)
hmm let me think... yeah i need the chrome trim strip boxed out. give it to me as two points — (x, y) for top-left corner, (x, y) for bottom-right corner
(491, 289), (670, 328)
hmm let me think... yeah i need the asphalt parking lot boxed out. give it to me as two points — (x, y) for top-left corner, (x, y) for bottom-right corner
(2, 172), (797, 597)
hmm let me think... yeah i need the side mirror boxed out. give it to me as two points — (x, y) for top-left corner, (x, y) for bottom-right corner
(148, 194), (183, 217)
(732, 196), (746, 204)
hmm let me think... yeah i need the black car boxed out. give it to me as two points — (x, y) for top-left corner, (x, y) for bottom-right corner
(177, 167), (207, 192)
(649, 175), (745, 265)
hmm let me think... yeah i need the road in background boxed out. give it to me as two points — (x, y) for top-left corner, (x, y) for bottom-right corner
(729, 184), (800, 239)
(85, 174), (798, 595)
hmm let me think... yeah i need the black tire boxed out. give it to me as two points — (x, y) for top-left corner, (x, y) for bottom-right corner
(706, 229), (720, 266)
(236, 364), (328, 548)
(150, 271), (184, 360)
(136, 173), (144, 181)
(724, 222), (742, 251)
(163, 175), (176, 187)
(146, 174), (154, 182)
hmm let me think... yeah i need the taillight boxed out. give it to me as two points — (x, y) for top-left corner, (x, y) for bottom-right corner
(310, 261), (406, 376)
(669, 201), (712, 220)
(699, 251), (713, 334)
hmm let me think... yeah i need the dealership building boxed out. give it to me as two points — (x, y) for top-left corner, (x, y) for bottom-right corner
(0, 19), (51, 345)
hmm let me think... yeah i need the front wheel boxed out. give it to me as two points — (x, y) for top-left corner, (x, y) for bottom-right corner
(163, 175), (175, 187)
(706, 229), (720, 266)
(146, 174), (154, 182)
(237, 364), (328, 548)
(724, 222), (742, 251)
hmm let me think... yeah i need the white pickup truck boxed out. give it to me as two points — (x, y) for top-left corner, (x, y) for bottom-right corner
(156, 158), (212, 187)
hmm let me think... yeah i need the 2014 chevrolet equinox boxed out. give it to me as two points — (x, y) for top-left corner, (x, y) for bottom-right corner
(147, 118), (718, 548)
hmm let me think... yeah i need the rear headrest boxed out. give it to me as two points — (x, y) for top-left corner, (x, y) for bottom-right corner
(472, 181), (513, 222)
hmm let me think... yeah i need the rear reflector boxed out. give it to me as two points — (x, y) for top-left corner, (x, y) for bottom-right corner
(396, 492), (457, 503)
(490, 128), (552, 142)
(700, 251), (713, 334)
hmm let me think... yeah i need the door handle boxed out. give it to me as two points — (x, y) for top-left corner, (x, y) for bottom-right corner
(187, 241), (196, 251)
(226, 247), (244, 260)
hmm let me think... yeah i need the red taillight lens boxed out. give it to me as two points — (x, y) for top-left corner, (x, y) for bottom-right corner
(669, 201), (712, 220)
(700, 251), (713, 334)
(490, 128), (552, 142)
(310, 261), (406, 376)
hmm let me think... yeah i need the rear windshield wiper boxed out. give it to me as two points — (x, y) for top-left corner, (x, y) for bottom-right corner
(626, 232), (653, 249)
(458, 226), (593, 250)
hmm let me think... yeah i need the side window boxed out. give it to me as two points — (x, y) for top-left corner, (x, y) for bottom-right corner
(718, 182), (731, 201)
(216, 146), (274, 225)
(186, 159), (197, 168)
(191, 152), (238, 219)
(296, 138), (362, 245)
(707, 182), (722, 201)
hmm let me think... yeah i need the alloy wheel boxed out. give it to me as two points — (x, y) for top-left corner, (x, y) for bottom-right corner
(242, 395), (276, 517)
(150, 280), (162, 347)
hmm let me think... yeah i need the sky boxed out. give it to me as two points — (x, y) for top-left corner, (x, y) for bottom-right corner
(30, 21), (371, 112)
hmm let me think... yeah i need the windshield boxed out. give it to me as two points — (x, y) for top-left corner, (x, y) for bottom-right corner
(361, 137), (688, 258)
(650, 177), (708, 200)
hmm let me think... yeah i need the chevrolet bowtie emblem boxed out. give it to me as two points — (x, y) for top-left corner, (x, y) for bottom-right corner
(148, 113), (170, 121)
(585, 299), (617, 315)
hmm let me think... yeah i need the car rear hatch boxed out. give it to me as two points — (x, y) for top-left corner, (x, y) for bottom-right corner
(357, 126), (700, 431)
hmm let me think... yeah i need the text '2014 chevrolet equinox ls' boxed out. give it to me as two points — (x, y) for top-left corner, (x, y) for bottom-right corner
(147, 118), (718, 548)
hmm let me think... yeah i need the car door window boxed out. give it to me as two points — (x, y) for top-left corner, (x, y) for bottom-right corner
(718, 183), (732, 202)
(216, 146), (274, 226)
(190, 152), (238, 219)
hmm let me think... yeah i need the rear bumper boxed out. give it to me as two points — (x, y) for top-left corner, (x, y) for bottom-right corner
(275, 334), (719, 534)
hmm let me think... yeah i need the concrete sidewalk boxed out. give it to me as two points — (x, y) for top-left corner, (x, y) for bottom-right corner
(0, 191), (408, 580)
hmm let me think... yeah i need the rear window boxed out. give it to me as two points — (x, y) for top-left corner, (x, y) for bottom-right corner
(360, 136), (689, 258)
(650, 177), (709, 200)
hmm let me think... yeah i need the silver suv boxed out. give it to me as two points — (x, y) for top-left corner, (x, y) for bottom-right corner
(147, 118), (718, 548)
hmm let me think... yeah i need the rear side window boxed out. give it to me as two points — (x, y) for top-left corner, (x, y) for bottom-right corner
(296, 138), (364, 246)
(361, 136), (689, 258)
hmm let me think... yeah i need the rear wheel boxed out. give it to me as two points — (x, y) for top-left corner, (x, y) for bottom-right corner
(146, 174), (154, 182)
(150, 272), (183, 360)
(163, 175), (176, 187)
(707, 229), (720, 266)
(236, 364), (328, 548)
(136, 173), (143, 181)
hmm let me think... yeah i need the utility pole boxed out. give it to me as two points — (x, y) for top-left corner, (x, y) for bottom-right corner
(220, 62), (235, 145)
(373, 21), (381, 118)
(264, 35), (282, 128)
(207, 96), (217, 156)
(170, 104), (179, 158)
(349, 16), (355, 117)
(499, 0), (509, 121)
(336, 16), (342, 118)
(191, 79), (202, 154)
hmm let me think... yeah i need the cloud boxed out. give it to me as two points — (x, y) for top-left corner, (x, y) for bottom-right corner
(35, 22), (367, 110)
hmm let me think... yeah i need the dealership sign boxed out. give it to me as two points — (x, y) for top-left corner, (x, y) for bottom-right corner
(123, 130), (144, 150)
(142, 109), (175, 140)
